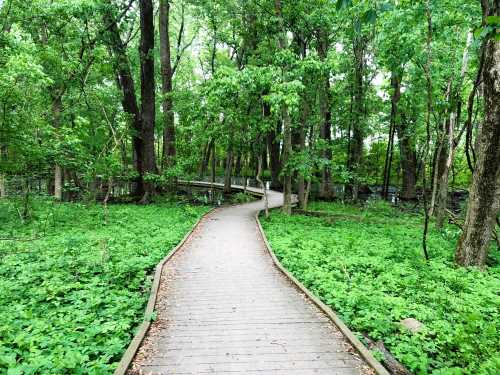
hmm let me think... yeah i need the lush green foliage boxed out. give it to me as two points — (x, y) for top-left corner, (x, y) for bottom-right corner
(231, 192), (257, 204)
(0, 198), (209, 373)
(261, 201), (499, 374)
(0, 0), (480, 188)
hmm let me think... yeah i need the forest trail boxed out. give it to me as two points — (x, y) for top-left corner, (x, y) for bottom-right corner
(129, 187), (369, 375)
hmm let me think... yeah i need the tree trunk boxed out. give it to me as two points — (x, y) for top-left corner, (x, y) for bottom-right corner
(317, 29), (333, 199)
(104, 5), (144, 196)
(274, 0), (292, 214)
(159, 0), (176, 170)
(261, 146), (268, 171)
(298, 37), (310, 209)
(421, 0), (433, 262)
(256, 153), (269, 218)
(52, 95), (63, 200)
(455, 4), (500, 267)
(211, 141), (216, 202)
(0, 145), (7, 198)
(435, 33), (473, 227)
(346, 32), (365, 200)
(234, 153), (242, 176)
(298, 98), (308, 209)
(199, 139), (212, 178)
(397, 115), (417, 200)
(382, 72), (401, 200)
(139, 0), (157, 202)
(224, 141), (233, 194)
(264, 102), (282, 190)
(429, 78), (453, 217)
(282, 110), (293, 214)
(435, 117), (453, 228)
(0, 175), (5, 198)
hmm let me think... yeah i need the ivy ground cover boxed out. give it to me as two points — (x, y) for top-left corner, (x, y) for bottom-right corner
(261, 201), (499, 375)
(0, 198), (209, 374)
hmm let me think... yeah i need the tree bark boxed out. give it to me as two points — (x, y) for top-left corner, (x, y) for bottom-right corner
(256, 153), (269, 218)
(211, 140), (216, 202)
(429, 78), (453, 217)
(224, 140), (233, 194)
(435, 33), (473, 227)
(282, 110), (293, 214)
(0, 175), (5, 198)
(397, 114), (417, 200)
(264, 102), (282, 190)
(52, 94), (63, 201)
(382, 72), (401, 199)
(261, 147), (268, 171)
(298, 96), (309, 209)
(421, 0), (433, 262)
(235, 153), (242, 176)
(317, 29), (333, 199)
(139, 0), (157, 202)
(104, 5), (144, 196)
(346, 32), (365, 200)
(159, 0), (176, 170)
(274, 0), (292, 214)
(0, 145), (7, 198)
(455, 3), (500, 267)
(199, 139), (213, 178)
(435, 116), (453, 227)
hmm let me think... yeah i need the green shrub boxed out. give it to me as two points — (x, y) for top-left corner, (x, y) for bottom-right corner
(232, 192), (255, 204)
(0, 198), (209, 374)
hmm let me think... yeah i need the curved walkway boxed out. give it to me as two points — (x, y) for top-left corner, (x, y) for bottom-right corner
(129, 187), (370, 375)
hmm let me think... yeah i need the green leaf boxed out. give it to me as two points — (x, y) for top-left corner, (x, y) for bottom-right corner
(379, 2), (393, 12)
(336, 0), (352, 11)
(473, 27), (484, 39)
(485, 16), (500, 25)
(362, 9), (377, 25)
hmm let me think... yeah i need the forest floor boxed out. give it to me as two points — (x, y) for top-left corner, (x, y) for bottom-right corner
(261, 200), (499, 374)
(1, 196), (498, 374)
(0, 197), (209, 373)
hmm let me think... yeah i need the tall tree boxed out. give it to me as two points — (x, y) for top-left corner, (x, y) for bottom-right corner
(138, 0), (157, 201)
(455, 0), (500, 267)
(397, 111), (418, 200)
(433, 32), (473, 227)
(103, 3), (144, 196)
(159, 0), (176, 170)
(317, 28), (333, 199)
(381, 71), (401, 200)
(104, 0), (157, 200)
(274, 0), (292, 214)
(346, 23), (366, 200)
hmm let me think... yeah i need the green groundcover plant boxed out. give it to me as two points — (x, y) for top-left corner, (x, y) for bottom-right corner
(0, 198), (209, 374)
(262, 201), (499, 375)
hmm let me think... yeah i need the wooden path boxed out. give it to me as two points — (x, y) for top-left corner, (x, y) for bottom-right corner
(126, 184), (377, 375)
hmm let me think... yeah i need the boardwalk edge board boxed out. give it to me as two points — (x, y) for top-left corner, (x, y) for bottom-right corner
(255, 210), (391, 375)
(113, 206), (217, 375)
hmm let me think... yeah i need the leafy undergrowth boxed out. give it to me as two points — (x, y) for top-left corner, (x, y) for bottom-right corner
(261, 200), (499, 375)
(0, 198), (209, 374)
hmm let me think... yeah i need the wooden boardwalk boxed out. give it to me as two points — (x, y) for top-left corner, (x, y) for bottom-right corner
(128, 187), (372, 375)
